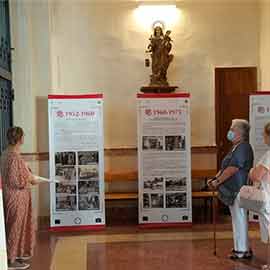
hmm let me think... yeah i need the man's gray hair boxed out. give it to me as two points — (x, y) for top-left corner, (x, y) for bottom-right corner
(232, 119), (250, 141)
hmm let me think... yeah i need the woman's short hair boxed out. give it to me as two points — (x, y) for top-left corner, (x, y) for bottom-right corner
(7, 127), (24, 145)
(264, 122), (270, 136)
(232, 119), (250, 141)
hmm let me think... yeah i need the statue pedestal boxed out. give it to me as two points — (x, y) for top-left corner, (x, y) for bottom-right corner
(140, 85), (178, 93)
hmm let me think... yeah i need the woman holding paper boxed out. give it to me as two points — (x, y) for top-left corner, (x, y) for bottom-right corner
(1, 127), (38, 270)
(249, 122), (270, 269)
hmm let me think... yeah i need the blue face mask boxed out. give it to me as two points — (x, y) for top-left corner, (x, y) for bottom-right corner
(227, 130), (235, 141)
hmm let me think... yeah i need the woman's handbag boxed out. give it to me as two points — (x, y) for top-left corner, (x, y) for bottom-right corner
(239, 185), (266, 214)
(217, 184), (238, 206)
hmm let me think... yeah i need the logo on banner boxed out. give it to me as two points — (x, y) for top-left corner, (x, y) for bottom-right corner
(57, 110), (65, 118)
(145, 109), (152, 116)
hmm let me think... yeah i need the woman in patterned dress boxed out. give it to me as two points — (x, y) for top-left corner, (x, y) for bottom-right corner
(1, 127), (38, 270)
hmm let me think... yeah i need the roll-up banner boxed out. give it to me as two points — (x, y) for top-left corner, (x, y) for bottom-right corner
(137, 93), (192, 227)
(249, 92), (270, 222)
(0, 176), (8, 270)
(48, 94), (105, 231)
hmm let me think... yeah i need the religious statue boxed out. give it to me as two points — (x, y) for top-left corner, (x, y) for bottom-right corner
(146, 26), (174, 86)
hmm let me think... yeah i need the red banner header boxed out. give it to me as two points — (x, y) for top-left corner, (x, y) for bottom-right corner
(137, 93), (190, 98)
(48, 94), (103, 99)
(250, 91), (270, 96)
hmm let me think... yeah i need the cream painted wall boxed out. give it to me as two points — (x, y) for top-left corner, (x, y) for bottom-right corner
(10, 0), (51, 153)
(260, 1), (270, 90)
(9, 1), (51, 218)
(9, 1), (260, 218)
(10, 1), (260, 151)
(48, 1), (259, 148)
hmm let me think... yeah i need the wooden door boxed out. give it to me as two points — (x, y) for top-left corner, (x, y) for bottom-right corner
(215, 67), (257, 169)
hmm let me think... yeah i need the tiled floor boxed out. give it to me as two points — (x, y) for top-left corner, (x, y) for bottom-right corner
(28, 223), (270, 270)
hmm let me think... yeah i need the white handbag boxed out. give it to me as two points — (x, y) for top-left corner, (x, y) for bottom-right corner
(239, 185), (266, 214)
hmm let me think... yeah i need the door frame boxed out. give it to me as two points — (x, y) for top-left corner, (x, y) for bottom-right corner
(0, 0), (13, 153)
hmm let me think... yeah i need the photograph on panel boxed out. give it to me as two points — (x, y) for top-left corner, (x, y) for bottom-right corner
(165, 135), (186, 151)
(142, 136), (163, 151)
(165, 177), (187, 192)
(166, 193), (187, 208)
(78, 194), (100, 210)
(56, 195), (77, 211)
(143, 193), (150, 208)
(55, 166), (76, 182)
(55, 152), (76, 166)
(55, 183), (76, 195)
(78, 164), (99, 180)
(143, 177), (163, 192)
(78, 181), (99, 194)
(150, 193), (164, 208)
(78, 151), (99, 165)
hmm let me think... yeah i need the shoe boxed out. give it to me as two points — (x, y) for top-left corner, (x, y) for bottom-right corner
(229, 250), (253, 260)
(231, 248), (253, 255)
(16, 255), (32, 261)
(8, 261), (29, 269)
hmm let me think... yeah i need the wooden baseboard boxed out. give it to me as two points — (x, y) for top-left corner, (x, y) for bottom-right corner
(22, 146), (217, 161)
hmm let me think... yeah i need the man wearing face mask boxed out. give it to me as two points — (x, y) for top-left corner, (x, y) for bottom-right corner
(208, 119), (254, 259)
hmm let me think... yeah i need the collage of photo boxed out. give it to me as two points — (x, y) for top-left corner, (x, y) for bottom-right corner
(54, 151), (101, 212)
(142, 135), (186, 151)
(166, 193), (187, 208)
(79, 195), (100, 210)
(142, 136), (163, 150)
(143, 176), (187, 209)
(165, 135), (185, 151)
(78, 151), (99, 165)
(55, 166), (76, 182)
(143, 177), (163, 192)
(56, 195), (77, 211)
(55, 152), (76, 166)
(78, 164), (99, 180)
(165, 177), (187, 192)
(56, 183), (76, 194)
(143, 193), (164, 208)
(78, 181), (99, 194)
(55, 152), (76, 182)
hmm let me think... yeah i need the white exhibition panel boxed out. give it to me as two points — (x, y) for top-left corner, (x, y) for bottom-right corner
(0, 177), (7, 270)
(137, 93), (192, 225)
(48, 94), (105, 229)
(249, 92), (270, 222)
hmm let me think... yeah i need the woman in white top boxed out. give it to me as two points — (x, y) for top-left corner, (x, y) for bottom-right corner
(249, 122), (270, 269)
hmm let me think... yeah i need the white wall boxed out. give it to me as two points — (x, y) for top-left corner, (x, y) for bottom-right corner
(260, 0), (270, 90)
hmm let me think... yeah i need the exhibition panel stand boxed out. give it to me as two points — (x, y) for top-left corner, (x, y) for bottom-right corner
(137, 93), (192, 228)
(249, 92), (270, 222)
(48, 94), (105, 231)
(0, 176), (7, 270)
